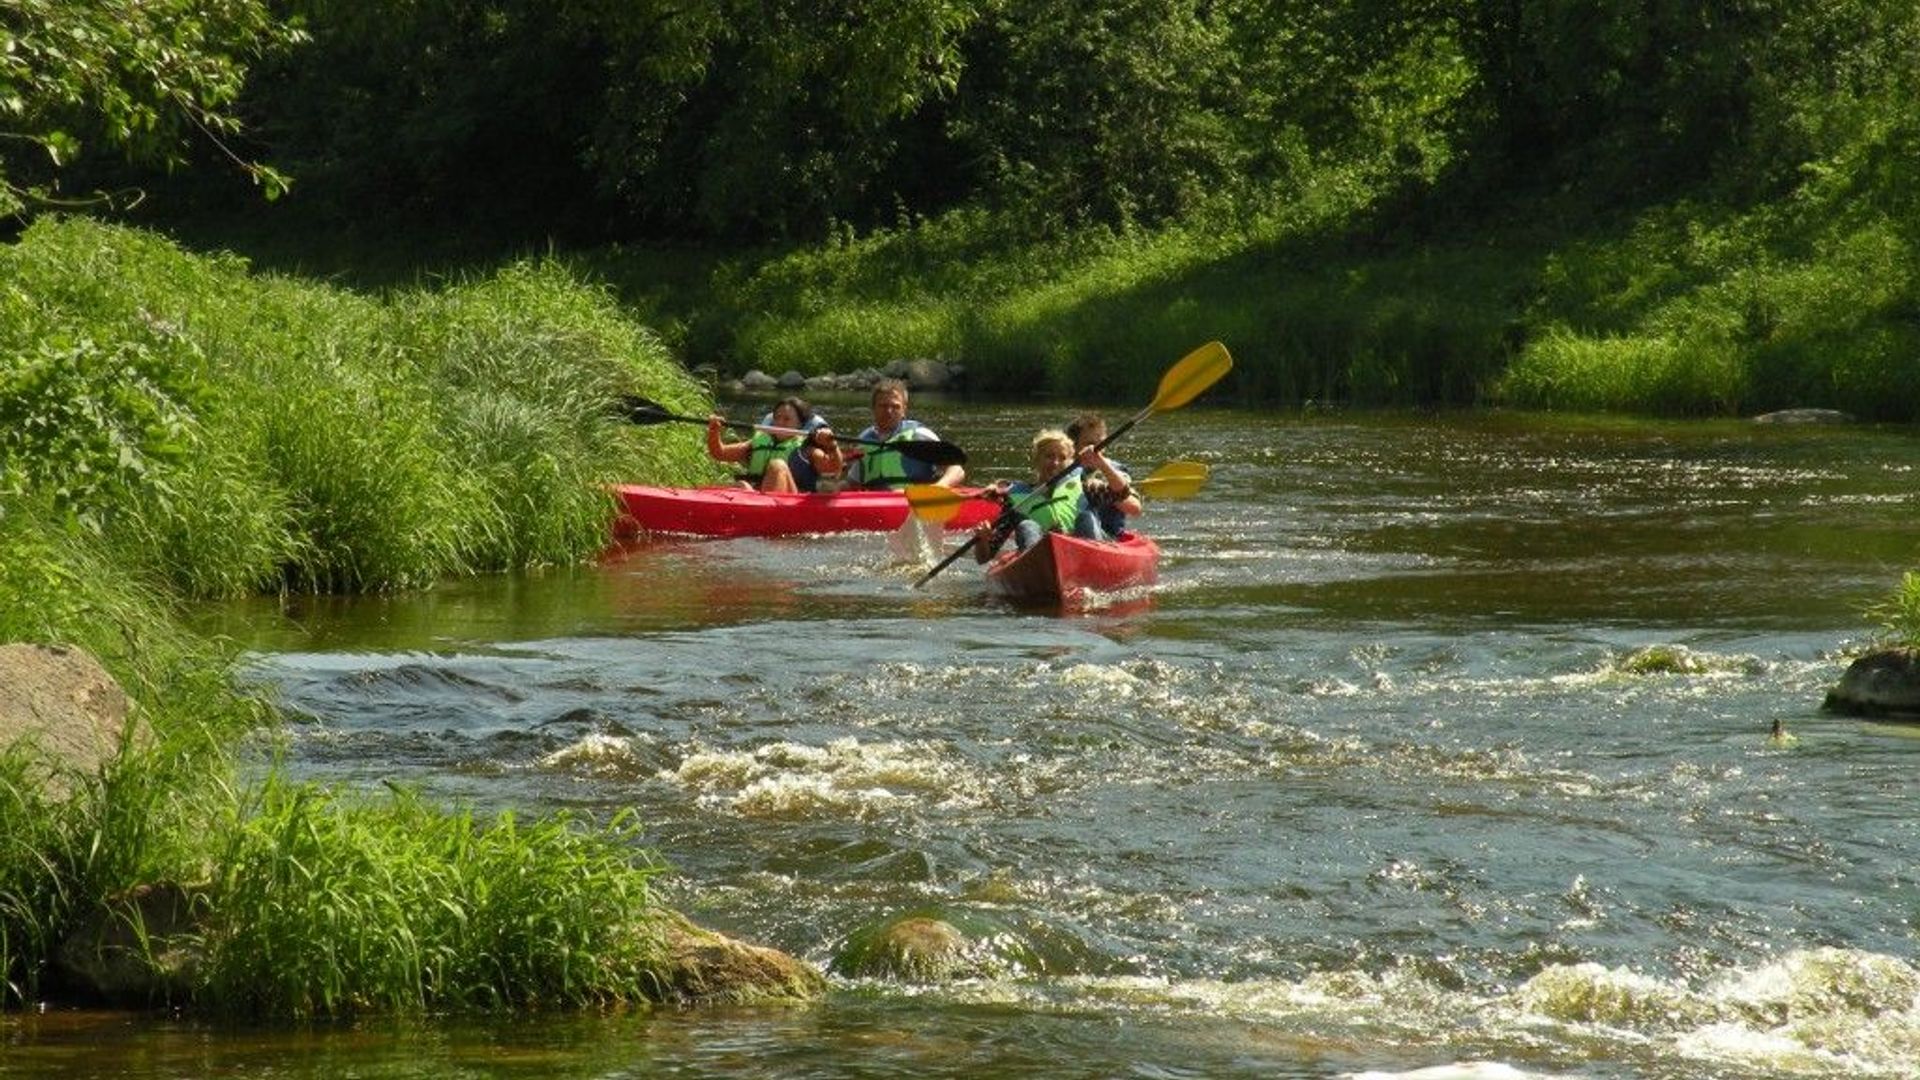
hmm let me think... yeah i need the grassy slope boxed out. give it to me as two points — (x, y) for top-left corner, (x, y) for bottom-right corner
(0, 217), (720, 1014)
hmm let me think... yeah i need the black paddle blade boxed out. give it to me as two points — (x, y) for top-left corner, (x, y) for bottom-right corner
(617, 394), (688, 425)
(890, 438), (967, 468)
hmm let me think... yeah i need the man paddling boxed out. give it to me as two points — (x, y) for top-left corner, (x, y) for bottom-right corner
(845, 379), (965, 490)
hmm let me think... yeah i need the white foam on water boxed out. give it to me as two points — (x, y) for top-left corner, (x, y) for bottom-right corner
(910, 948), (1920, 1078)
(1345, 1064), (1552, 1080)
(539, 732), (652, 776)
(662, 736), (986, 818)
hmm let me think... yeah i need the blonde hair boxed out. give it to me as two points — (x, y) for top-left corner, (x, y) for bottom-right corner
(1029, 429), (1073, 466)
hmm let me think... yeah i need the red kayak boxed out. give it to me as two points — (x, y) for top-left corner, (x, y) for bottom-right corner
(613, 484), (1000, 539)
(985, 532), (1160, 604)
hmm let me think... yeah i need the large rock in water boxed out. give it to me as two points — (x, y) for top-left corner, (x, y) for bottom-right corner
(1824, 647), (1920, 718)
(0, 643), (148, 795)
(655, 912), (827, 1004)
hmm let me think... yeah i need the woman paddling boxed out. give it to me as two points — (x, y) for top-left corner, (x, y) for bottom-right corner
(972, 429), (1136, 560)
(705, 396), (842, 493)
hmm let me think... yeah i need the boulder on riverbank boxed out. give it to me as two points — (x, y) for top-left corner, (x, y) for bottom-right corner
(1824, 647), (1920, 718)
(0, 643), (148, 796)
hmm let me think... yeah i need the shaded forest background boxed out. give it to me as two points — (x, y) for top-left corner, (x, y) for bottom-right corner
(20, 0), (1920, 416)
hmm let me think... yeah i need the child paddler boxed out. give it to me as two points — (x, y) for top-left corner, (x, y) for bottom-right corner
(705, 396), (841, 493)
(973, 429), (1137, 560)
(1066, 411), (1141, 539)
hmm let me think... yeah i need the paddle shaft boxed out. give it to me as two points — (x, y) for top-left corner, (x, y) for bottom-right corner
(621, 396), (963, 466)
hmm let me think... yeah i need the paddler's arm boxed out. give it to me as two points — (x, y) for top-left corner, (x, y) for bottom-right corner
(1079, 446), (1140, 516)
(808, 426), (843, 476)
(706, 415), (749, 463)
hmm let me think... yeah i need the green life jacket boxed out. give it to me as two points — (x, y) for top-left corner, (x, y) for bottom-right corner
(856, 420), (927, 489)
(1009, 473), (1086, 533)
(746, 431), (803, 478)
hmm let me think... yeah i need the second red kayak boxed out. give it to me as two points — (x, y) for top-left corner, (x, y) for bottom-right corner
(985, 532), (1160, 604)
(613, 484), (1000, 539)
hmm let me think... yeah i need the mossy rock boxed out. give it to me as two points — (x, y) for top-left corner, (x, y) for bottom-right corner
(830, 906), (1111, 983)
(655, 911), (828, 1004)
(1617, 644), (1709, 675)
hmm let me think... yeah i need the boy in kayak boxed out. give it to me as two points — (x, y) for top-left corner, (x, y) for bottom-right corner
(1066, 411), (1140, 539)
(845, 379), (966, 490)
(706, 396), (842, 493)
(972, 429), (1135, 559)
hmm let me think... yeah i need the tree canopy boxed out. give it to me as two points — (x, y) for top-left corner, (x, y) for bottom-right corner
(0, 0), (301, 216)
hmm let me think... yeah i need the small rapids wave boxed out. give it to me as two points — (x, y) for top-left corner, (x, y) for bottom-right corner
(912, 946), (1920, 1078)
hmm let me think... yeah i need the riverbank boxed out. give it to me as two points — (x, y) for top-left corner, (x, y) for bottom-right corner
(0, 216), (745, 1014)
(145, 160), (1920, 424)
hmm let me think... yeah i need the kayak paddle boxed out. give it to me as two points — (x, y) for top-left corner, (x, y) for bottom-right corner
(912, 341), (1232, 588)
(618, 394), (967, 468)
(904, 460), (1211, 525)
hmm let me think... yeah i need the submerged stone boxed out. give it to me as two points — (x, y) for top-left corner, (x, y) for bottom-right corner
(830, 906), (1109, 983)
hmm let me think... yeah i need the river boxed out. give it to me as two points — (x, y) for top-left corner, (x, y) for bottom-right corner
(8, 405), (1920, 1079)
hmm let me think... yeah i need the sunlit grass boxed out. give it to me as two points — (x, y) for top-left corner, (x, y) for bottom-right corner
(200, 783), (668, 1017)
(0, 219), (705, 1014)
(0, 216), (714, 595)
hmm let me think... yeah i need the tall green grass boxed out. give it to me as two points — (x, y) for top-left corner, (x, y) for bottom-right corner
(0, 498), (262, 1004)
(687, 161), (1533, 407)
(0, 216), (716, 596)
(200, 782), (667, 1017)
(0, 219), (706, 1014)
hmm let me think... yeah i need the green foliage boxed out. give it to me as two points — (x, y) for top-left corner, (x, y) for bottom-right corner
(0, 497), (269, 1005)
(0, 216), (712, 595)
(0, 334), (194, 527)
(200, 783), (668, 1016)
(0, 0), (300, 213)
(1866, 572), (1920, 649)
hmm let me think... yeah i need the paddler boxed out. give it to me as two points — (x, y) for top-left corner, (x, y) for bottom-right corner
(1065, 411), (1141, 539)
(973, 429), (1136, 560)
(844, 379), (966, 490)
(706, 396), (842, 493)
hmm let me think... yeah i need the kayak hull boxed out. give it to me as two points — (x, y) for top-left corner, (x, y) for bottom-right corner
(613, 484), (998, 539)
(985, 532), (1160, 604)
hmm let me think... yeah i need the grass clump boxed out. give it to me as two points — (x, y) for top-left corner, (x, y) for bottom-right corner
(200, 783), (668, 1017)
(0, 218), (704, 1014)
(1865, 572), (1920, 649)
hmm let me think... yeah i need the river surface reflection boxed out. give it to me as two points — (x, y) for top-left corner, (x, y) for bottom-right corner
(11, 406), (1920, 1079)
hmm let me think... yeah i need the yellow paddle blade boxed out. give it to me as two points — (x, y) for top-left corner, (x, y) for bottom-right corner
(1149, 341), (1233, 413)
(905, 483), (970, 524)
(1133, 460), (1209, 500)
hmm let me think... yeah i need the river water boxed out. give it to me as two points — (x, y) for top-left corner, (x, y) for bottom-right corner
(10, 406), (1920, 1079)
